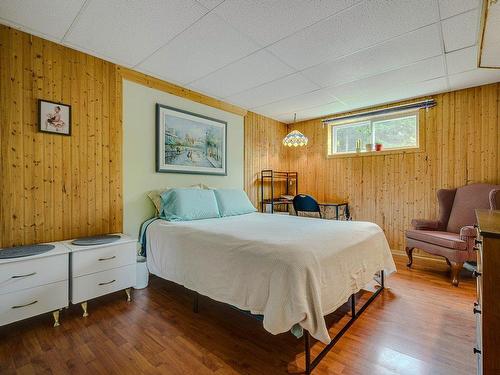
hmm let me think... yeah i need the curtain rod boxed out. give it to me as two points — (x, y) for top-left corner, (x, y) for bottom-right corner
(321, 99), (436, 123)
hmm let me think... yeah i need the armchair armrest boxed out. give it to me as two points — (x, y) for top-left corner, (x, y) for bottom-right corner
(411, 219), (440, 230)
(490, 189), (500, 210)
(460, 225), (478, 252)
(460, 225), (477, 239)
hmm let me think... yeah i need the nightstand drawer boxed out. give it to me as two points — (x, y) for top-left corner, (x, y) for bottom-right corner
(71, 264), (135, 304)
(71, 242), (136, 277)
(0, 254), (68, 295)
(0, 281), (68, 326)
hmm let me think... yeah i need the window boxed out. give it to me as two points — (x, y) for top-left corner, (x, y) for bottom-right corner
(329, 111), (419, 155)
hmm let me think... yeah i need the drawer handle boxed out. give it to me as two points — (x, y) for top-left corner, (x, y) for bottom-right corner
(473, 307), (481, 315)
(11, 272), (37, 279)
(98, 255), (116, 261)
(11, 300), (38, 309)
(475, 239), (482, 246)
(473, 271), (482, 278)
(98, 279), (116, 286)
(473, 347), (481, 355)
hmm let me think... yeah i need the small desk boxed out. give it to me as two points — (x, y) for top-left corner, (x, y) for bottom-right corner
(318, 202), (350, 220)
(263, 199), (350, 220)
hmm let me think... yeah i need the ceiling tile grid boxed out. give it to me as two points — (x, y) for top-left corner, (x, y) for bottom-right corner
(441, 8), (480, 52)
(188, 49), (294, 98)
(224, 73), (320, 109)
(63, 0), (209, 67)
(137, 13), (261, 84)
(0, 0), (496, 123)
(0, 0), (85, 41)
(267, 0), (440, 70)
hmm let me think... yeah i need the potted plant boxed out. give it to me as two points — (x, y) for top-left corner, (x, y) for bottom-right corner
(375, 143), (383, 151)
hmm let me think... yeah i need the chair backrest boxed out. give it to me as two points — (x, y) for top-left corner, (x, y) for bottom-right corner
(446, 183), (500, 233)
(293, 194), (321, 218)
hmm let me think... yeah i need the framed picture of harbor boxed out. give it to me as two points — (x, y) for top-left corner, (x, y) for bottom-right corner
(156, 104), (227, 175)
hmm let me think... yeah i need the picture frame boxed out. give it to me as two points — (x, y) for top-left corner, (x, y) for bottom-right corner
(156, 104), (227, 176)
(38, 99), (71, 136)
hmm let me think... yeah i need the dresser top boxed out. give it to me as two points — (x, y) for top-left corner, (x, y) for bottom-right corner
(476, 209), (500, 239)
(63, 233), (136, 253)
(0, 242), (70, 265)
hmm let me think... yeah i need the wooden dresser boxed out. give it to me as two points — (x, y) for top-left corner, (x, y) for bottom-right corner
(474, 209), (500, 375)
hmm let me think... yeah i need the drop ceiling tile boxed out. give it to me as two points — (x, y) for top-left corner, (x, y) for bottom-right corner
(268, 0), (439, 70)
(441, 9), (480, 52)
(188, 49), (294, 98)
(225, 73), (319, 109)
(331, 56), (446, 102)
(448, 69), (500, 91)
(138, 13), (260, 84)
(64, 0), (208, 67)
(0, 0), (85, 40)
(252, 89), (339, 117)
(338, 77), (448, 113)
(302, 23), (443, 88)
(212, 0), (356, 46)
(438, 0), (480, 19)
(446, 46), (478, 74)
(289, 101), (350, 122)
(195, 0), (225, 10)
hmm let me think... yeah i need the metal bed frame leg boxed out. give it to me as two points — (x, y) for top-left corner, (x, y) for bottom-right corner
(193, 292), (199, 313)
(304, 331), (311, 375)
(350, 293), (356, 317)
(304, 269), (385, 373)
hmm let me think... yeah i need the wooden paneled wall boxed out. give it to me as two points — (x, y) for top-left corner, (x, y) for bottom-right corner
(0, 25), (122, 248)
(287, 84), (500, 252)
(244, 112), (289, 208)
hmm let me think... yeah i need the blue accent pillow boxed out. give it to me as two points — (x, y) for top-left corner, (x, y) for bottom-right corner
(160, 188), (220, 221)
(213, 189), (257, 217)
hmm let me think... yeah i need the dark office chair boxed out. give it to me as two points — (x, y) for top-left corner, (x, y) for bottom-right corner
(293, 194), (322, 218)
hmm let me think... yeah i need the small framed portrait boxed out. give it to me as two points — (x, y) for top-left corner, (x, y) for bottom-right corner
(38, 99), (71, 136)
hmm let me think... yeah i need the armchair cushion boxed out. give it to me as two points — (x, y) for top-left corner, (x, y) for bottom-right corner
(405, 229), (467, 250)
(447, 184), (500, 233)
(411, 219), (440, 230)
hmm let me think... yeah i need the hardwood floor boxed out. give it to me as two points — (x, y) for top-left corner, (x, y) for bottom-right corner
(0, 255), (476, 375)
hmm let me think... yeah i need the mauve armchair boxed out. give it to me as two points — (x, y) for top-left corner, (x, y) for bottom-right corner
(405, 183), (500, 286)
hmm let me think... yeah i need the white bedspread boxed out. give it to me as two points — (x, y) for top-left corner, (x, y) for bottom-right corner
(146, 213), (396, 344)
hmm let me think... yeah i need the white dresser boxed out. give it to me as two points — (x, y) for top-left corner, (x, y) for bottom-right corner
(64, 235), (136, 317)
(0, 244), (69, 327)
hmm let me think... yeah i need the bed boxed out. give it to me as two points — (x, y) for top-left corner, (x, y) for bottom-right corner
(144, 211), (396, 373)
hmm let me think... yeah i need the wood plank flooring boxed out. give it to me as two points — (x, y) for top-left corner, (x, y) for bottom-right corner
(0, 255), (476, 374)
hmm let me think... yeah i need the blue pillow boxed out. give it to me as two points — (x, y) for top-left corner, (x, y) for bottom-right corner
(213, 189), (257, 217)
(160, 188), (220, 221)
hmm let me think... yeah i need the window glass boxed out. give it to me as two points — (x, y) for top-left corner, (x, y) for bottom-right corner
(330, 111), (418, 154)
(333, 121), (371, 153)
(373, 115), (417, 149)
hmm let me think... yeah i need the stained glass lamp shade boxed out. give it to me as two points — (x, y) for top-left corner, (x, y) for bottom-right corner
(283, 130), (308, 147)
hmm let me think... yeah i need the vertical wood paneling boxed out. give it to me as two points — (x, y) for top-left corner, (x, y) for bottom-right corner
(0, 25), (122, 248)
(243, 112), (289, 208)
(285, 85), (500, 253)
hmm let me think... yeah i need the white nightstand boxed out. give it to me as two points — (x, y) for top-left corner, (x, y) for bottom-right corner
(0, 243), (69, 327)
(64, 235), (137, 317)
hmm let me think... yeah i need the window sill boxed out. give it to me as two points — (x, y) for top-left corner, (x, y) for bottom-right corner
(327, 147), (421, 159)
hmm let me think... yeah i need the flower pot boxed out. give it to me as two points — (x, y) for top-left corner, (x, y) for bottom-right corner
(365, 144), (373, 152)
(375, 143), (383, 151)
